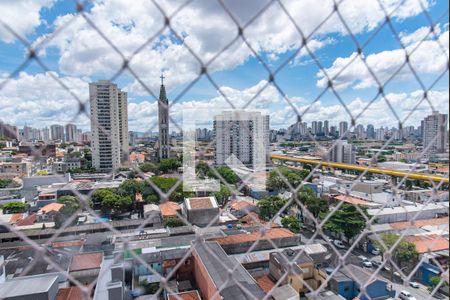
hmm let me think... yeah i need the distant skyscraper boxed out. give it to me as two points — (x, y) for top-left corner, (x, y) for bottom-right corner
(423, 111), (448, 155)
(327, 140), (355, 164)
(317, 121), (323, 134)
(0, 121), (18, 140)
(214, 111), (269, 170)
(355, 124), (365, 140)
(330, 126), (337, 136)
(41, 127), (50, 141)
(366, 124), (375, 139)
(50, 124), (64, 141)
(339, 121), (348, 138)
(89, 80), (129, 171)
(323, 120), (329, 136)
(158, 75), (170, 161)
(65, 124), (77, 142)
(311, 121), (318, 135)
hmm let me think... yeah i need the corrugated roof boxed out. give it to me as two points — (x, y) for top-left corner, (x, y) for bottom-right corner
(215, 228), (294, 245)
(16, 213), (36, 226)
(230, 200), (255, 211)
(69, 252), (103, 272)
(334, 195), (376, 206)
(9, 213), (24, 224)
(159, 201), (181, 217)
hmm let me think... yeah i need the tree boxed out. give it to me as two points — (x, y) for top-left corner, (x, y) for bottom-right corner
(0, 179), (14, 189)
(101, 193), (132, 214)
(374, 233), (419, 281)
(297, 187), (328, 222)
(164, 217), (185, 227)
(149, 176), (189, 202)
(3, 202), (27, 213)
(213, 185), (231, 205)
(207, 166), (239, 185)
(320, 204), (368, 242)
(55, 196), (80, 228)
(118, 179), (145, 196)
(139, 162), (158, 173)
(196, 161), (210, 178)
(281, 216), (300, 233)
(158, 158), (181, 173)
(267, 167), (310, 191)
(258, 196), (287, 220)
(429, 276), (444, 292)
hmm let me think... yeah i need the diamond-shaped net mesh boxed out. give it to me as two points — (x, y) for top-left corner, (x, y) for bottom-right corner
(0, 0), (448, 299)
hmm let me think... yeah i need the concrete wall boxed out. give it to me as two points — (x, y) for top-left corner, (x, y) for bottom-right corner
(192, 248), (219, 300)
(187, 208), (219, 227)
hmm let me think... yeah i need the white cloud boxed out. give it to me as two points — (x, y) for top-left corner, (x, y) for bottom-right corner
(399, 24), (441, 46)
(31, 0), (432, 94)
(317, 27), (449, 89)
(0, 0), (54, 43)
(0, 74), (447, 132)
(0, 71), (89, 127)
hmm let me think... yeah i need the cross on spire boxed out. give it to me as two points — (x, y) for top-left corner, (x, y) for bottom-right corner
(160, 73), (165, 85)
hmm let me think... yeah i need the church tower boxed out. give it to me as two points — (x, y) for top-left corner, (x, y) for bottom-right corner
(158, 74), (170, 161)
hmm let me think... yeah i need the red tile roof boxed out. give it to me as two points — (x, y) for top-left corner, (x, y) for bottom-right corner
(168, 290), (201, 300)
(16, 213), (36, 226)
(9, 213), (24, 224)
(334, 195), (373, 206)
(51, 240), (85, 248)
(390, 217), (449, 230)
(256, 275), (276, 294)
(404, 235), (449, 254)
(39, 203), (64, 214)
(56, 287), (85, 300)
(69, 252), (103, 272)
(159, 201), (181, 217)
(215, 228), (294, 245)
(230, 200), (255, 211)
(187, 197), (214, 209)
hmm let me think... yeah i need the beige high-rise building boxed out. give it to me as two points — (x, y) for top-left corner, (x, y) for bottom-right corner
(423, 111), (448, 156)
(89, 80), (129, 172)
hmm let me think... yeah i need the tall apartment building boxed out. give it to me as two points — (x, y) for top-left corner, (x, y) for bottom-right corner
(366, 124), (375, 139)
(50, 124), (64, 141)
(327, 140), (355, 164)
(214, 111), (269, 170)
(89, 80), (129, 172)
(65, 124), (77, 142)
(339, 121), (348, 138)
(158, 76), (170, 161)
(0, 121), (18, 140)
(423, 111), (448, 155)
(323, 120), (329, 136)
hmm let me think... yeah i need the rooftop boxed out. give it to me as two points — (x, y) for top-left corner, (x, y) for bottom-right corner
(194, 241), (266, 300)
(215, 228), (294, 245)
(390, 217), (449, 230)
(404, 235), (449, 254)
(334, 195), (379, 207)
(0, 273), (59, 298)
(56, 287), (85, 300)
(159, 201), (181, 217)
(39, 203), (64, 214)
(69, 252), (103, 272)
(168, 290), (201, 300)
(185, 196), (218, 209)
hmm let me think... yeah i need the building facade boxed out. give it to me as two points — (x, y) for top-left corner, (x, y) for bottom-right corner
(214, 110), (269, 170)
(65, 123), (77, 142)
(89, 80), (129, 172)
(423, 111), (448, 156)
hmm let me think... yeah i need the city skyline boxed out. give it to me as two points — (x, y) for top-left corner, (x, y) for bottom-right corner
(0, 1), (448, 131)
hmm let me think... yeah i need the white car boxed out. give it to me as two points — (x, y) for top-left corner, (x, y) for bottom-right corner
(399, 290), (417, 300)
(409, 282), (420, 288)
(371, 248), (380, 255)
(358, 255), (369, 262)
(362, 261), (372, 268)
(333, 240), (346, 249)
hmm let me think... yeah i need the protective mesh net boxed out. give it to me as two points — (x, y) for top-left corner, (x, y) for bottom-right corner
(0, 0), (448, 300)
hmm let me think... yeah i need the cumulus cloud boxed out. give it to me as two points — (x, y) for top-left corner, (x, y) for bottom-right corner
(317, 26), (449, 90)
(31, 0), (432, 93)
(0, 71), (89, 127)
(0, 0), (54, 43)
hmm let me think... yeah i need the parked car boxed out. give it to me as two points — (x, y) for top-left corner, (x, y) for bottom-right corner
(399, 290), (417, 300)
(409, 282), (420, 288)
(362, 261), (372, 268)
(333, 239), (345, 249)
(371, 247), (380, 255)
(358, 255), (369, 262)
(370, 260), (381, 267)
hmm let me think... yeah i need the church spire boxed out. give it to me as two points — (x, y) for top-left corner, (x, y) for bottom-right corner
(159, 73), (167, 103)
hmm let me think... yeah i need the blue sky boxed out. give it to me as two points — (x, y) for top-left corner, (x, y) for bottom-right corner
(0, 0), (448, 132)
